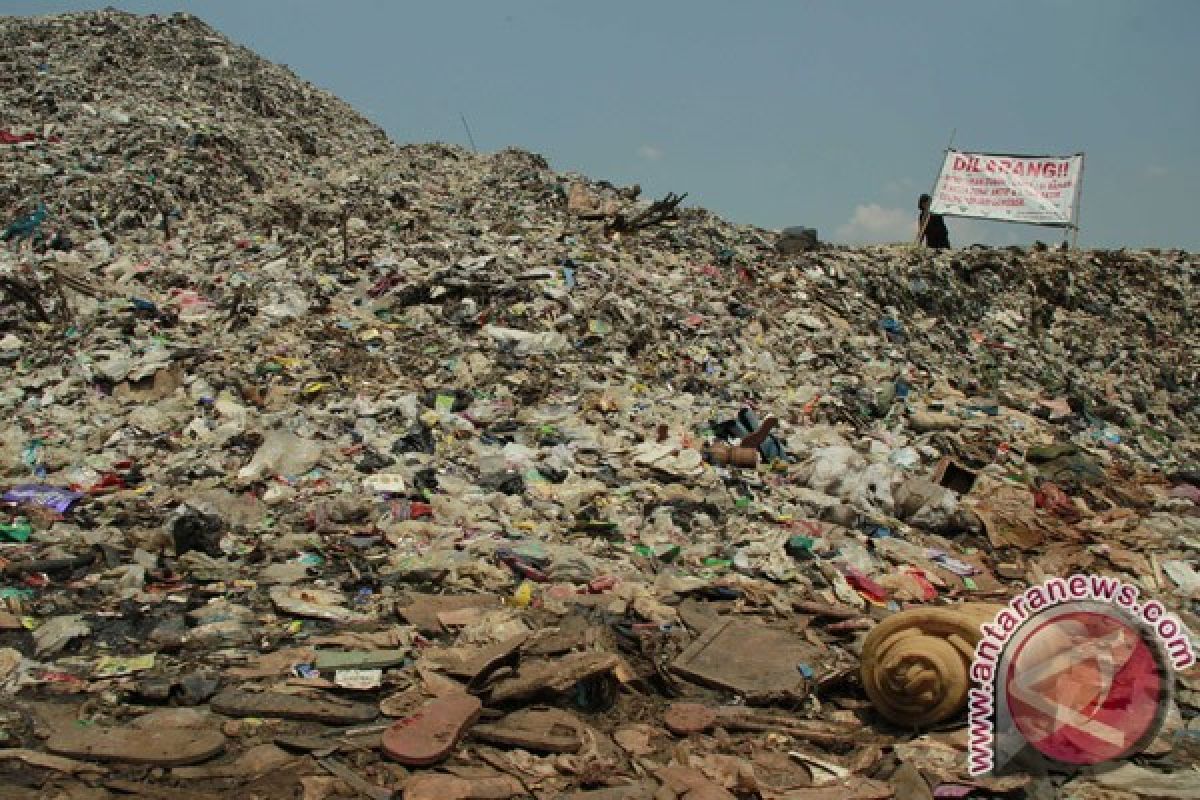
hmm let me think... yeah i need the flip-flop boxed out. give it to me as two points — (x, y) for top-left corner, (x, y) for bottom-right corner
(211, 689), (377, 725)
(471, 707), (583, 753)
(662, 702), (867, 745)
(46, 725), (226, 766)
(381, 694), (482, 766)
(662, 703), (718, 735)
(403, 772), (524, 800)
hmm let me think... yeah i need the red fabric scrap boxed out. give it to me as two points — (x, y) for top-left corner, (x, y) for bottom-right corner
(0, 130), (38, 145)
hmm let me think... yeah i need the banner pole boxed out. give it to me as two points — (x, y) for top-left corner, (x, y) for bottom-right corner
(1071, 152), (1085, 250)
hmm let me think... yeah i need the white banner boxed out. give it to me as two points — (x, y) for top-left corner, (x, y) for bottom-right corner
(930, 150), (1083, 226)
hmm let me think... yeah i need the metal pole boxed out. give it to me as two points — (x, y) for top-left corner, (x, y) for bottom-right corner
(1071, 152), (1085, 249)
(460, 113), (478, 154)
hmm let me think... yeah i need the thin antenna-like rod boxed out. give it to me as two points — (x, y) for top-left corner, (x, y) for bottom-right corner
(460, 113), (478, 154)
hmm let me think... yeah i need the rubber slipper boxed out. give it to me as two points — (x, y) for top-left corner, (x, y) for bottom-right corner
(662, 703), (718, 735)
(46, 724), (225, 766)
(471, 707), (583, 753)
(382, 694), (481, 766)
(211, 689), (377, 725)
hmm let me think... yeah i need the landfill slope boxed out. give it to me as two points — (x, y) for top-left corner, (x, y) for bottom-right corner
(1, 9), (1199, 800)
(0, 10), (392, 234)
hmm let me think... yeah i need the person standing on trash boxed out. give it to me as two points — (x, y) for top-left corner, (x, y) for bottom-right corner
(916, 194), (950, 249)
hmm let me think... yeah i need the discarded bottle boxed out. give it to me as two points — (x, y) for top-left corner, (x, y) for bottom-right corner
(706, 443), (759, 468)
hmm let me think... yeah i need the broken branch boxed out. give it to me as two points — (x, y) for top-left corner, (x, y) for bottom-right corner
(606, 192), (688, 234)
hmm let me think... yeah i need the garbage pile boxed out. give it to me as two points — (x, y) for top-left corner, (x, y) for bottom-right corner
(2, 9), (1199, 800)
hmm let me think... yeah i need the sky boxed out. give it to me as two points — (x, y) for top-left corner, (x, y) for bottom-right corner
(4, 0), (1198, 249)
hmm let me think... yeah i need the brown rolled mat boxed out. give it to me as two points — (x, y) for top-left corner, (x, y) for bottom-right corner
(860, 602), (1005, 728)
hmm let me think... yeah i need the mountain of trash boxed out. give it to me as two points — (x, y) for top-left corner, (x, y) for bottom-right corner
(1, 9), (1198, 800)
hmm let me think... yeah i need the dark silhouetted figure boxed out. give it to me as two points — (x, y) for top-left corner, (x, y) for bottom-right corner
(917, 194), (950, 249)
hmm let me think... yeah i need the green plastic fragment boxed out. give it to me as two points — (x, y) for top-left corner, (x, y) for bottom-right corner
(656, 545), (681, 563)
(0, 520), (32, 542)
(785, 535), (815, 559)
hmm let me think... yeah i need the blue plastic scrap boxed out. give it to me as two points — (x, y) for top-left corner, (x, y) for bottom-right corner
(2, 202), (48, 242)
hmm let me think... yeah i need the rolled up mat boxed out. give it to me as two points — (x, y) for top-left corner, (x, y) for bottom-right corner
(860, 602), (1005, 728)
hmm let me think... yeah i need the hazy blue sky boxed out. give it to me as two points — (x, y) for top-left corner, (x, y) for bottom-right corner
(6, 1), (1198, 249)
